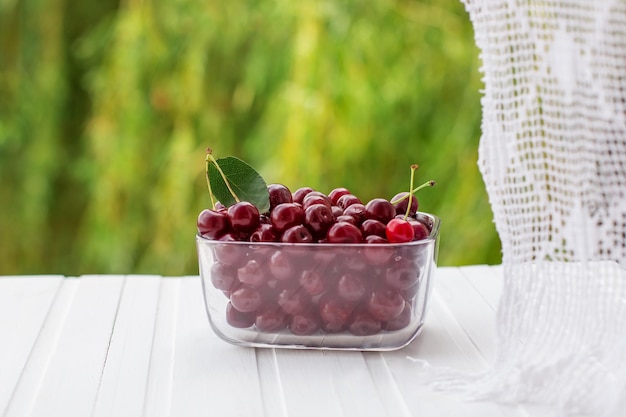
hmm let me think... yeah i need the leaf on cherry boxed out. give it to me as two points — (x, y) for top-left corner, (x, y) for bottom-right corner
(207, 156), (270, 213)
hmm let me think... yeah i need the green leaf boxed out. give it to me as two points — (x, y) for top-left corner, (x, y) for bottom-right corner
(207, 156), (270, 213)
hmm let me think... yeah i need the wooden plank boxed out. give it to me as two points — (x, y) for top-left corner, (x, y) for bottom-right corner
(4, 275), (125, 417)
(168, 276), (265, 417)
(91, 275), (162, 417)
(431, 267), (498, 362)
(0, 276), (64, 415)
(142, 277), (181, 417)
(377, 279), (523, 417)
(457, 265), (503, 311)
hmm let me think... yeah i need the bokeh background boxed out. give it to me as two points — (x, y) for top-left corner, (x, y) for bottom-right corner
(0, 0), (501, 276)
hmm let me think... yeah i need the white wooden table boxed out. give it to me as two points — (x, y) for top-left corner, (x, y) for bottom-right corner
(0, 266), (551, 417)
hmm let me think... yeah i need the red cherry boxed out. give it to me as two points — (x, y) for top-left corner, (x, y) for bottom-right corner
(268, 183), (293, 210)
(197, 209), (231, 239)
(230, 286), (264, 312)
(385, 218), (415, 243)
(289, 309), (321, 335)
(367, 289), (405, 321)
(227, 201), (260, 234)
(409, 220), (430, 241)
(225, 303), (256, 328)
(326, 221), (363, 243)
(349, 310), (382, 336)
(364, 198), (396, 224)
(255, 308), (288, 332)
(328, 187), (351, 205)
(270, 203), (304, 233)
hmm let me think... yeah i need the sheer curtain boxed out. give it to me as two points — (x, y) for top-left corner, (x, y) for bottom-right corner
(445, 1), (626, 415)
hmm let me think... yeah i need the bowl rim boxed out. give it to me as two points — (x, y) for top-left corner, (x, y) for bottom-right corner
(196, 211), (441, 248)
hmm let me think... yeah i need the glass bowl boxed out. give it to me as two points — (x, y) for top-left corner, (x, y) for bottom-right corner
(196, 213), (440, 351)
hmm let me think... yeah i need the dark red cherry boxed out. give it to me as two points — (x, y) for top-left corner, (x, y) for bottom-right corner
(336, 273), (367, 302)
(227, 201), (260, 234)
(318, 294), (354, 326)
(289, 309), (321, 335)
(409, 220), (430, 241)
(328, 187), (351, 205)
(268, 250), (295, 281)
(230, 286), (264, 312)
(197, 209), (231, 239)
(282, 225), (314, 243)
(255, 308), (288, 332)
(385, 218), (415, 243)
(304, 204), (334, 238)
(327, 221), (363, 243)
(383, 301), (412, 331)
(363, 235), (394, 265)
(385, 258), (420, 290)
(302, 193), (332, 210)
(225, 303), (256, 328)
(237, 259), (270, 287)
(268, 183), (293, 210)
(360, 219), (387, 238)
(292, 187), (315, 204)
(277, 287), (310, 315)
(343, 203), (366, 224)
(299, 269), (327, 295)
(349, 310), (382, 336)
(250, 223), (277, 242)
(391, 192), (418, 216)
(364, 198), (396, 224)
(367, 289), (405, 321)
(213, 233), (247, 266)
(210, 262), (239, 291)
(270, 203), (304, 233)
(336, 194), (362, 210)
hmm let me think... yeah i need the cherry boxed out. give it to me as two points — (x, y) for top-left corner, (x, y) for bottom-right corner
(225, 303), (256, 328)
(360, 219), (387, 238)
(385, 258), (420, 290)
(237, 259), (269, 287)
(336, 194), (362, 210)
(268, 183), (293, 210)
(367, 289), (405, 321)
(270, 203), (304, 233)
(349, 310), (382, 336)
(213, 233), (247, 266)
(383, 301), (412, 331)
(230, 286), (264, 312)
(292, 187), (314, 204)
(255, 308), (288, 332)
(210, 262), (239, 291)
(331, 205), (343, 219)
(318, 294), (354, 327)
(409, 219), (430, 241)
(268, 250), (295, 281)
(250, 223), (277, 242)
(197, 209), (231, 239)
(227, 201), (260, 234)
(282, 225), (314, 243)
(336, 273), (367, 302)
(343, 203), (366, 224)
(385, 218), (415, 243)
(289, 309), (321, 335)
(304, 204), (334, 238)
(334, 214), (357, 225)
(302, 192), (332, 210)
(364, 198), (396, 224)
(326, 222), (363, 243)
(391, 191), (418, 216)
(277, 287), (310, 314)
(299, 269), (327, 295)
(328, 187), (351, 205)
(363, 235), (394, 265)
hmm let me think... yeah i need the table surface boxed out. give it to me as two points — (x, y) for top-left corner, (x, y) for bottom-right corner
(0, 266), (554, 417)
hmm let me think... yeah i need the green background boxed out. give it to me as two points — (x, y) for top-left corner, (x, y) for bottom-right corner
(0, 0), (501, 276)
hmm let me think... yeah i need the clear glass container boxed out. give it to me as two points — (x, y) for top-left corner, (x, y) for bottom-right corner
(197, 213), (440, 351)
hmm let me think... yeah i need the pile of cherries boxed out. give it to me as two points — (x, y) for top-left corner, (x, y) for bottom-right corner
(197, 185), (433, 336)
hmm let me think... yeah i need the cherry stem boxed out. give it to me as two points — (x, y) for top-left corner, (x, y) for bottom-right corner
(205, 150), (217, 209)
(206, 148), (241, 207)
(390, 180), (436, 205)
(404, 165), (418, 220)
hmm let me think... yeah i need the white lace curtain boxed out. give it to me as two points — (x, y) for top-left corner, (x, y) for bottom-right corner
(452, 1), (626, 415)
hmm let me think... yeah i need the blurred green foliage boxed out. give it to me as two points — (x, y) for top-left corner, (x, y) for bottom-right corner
(0, 0), (501, 276)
